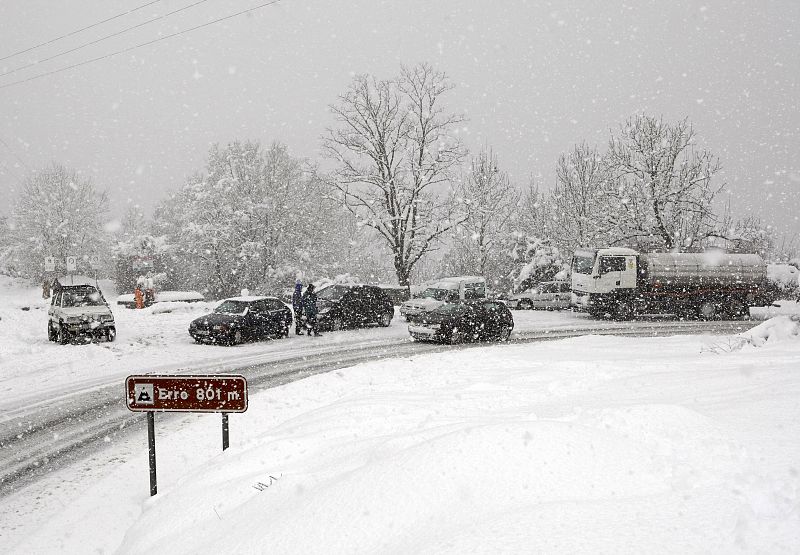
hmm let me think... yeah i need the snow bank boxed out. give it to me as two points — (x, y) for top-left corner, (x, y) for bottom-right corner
(741, 315), (800, 347)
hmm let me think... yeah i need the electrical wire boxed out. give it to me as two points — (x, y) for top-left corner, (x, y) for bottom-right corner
(1, 0), (212, 78)
(0, 0), (162, 63)
(0, 0), (283, 90)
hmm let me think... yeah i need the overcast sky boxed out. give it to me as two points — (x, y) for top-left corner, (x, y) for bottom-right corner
(1, 0), (798, 241)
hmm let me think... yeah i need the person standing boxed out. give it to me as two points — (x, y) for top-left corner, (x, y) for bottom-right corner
(134, 284), (144, 309)
(302, 283), (321, 336)
(292, 280), (305, 335)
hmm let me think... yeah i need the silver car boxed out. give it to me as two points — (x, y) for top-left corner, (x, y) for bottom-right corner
(507, 280), (572, 310)
(47, 277), (116, 344)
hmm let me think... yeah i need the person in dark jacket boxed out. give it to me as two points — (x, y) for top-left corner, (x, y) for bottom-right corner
(292, 280), (304, 335)
(302, 283), (321, 336)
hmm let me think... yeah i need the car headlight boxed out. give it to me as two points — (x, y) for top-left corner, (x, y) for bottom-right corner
(428, 324), (441, 330)
(212, 324), (229, 331)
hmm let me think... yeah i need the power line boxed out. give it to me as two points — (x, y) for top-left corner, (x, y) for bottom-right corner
(0, 0), (284, 90)
(0, 0), (163, 63)
(1, 0), (213, 79)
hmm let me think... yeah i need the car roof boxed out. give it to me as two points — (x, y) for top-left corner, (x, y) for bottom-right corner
(223, 296), (277, 302)
(54, 275), (99, 288)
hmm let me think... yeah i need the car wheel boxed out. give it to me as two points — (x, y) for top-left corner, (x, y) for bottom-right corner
(231, 329), (243, 345)
(331, 317), (344, 331)
(106, 327), (116, 342)
(57, 324), (69, 345)
(378, 312), (392, 327)
(497, 325), (512, 342)
(47, 322), (56, 342)
(519, 300), (533, 310)
(449, 328), (463, 345)
(697, 301), (718, 321)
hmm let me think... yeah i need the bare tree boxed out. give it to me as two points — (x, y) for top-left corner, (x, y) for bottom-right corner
(5, 164), (108, 279)
(605, 115), (723, 250)
(322, 63), (466, 286)
(452, 147), (520, 280)
(549, 143), (611, 250)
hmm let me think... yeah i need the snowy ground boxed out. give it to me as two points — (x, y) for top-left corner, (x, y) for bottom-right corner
(1, 315), (799, 553)
(2, 277), (800, 553)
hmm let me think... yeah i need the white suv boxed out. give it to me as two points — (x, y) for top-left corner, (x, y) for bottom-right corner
(400, 276), (486, 322)
(47, 276), (116, 344)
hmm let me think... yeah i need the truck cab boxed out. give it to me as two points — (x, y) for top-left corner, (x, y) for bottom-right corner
(571, 248), (638, 316)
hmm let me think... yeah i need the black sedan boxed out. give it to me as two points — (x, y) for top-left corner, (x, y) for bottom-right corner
(316, 284), (394, 331)
(408, 300), (514, 344)
(189, 296), (292, 345)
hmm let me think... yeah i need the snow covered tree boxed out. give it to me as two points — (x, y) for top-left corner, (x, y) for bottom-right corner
(605, 115), (723, 250)
(4, 164), (109, 279)
(322, 63), (466, 287)
(549, 143), (612, 250)
(447, 148), (520, 287)
(156, 141), (335, 297)
(505, 233), (567, 292)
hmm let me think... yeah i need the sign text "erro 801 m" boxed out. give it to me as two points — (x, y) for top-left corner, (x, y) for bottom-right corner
(125, 375), (248, 413)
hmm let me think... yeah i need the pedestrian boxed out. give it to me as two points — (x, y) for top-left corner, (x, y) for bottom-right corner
(301, 283), (321, 336)
(292, 280), (305, 335)
(144, 276), (156, 307)
(134, 284), (144, 309)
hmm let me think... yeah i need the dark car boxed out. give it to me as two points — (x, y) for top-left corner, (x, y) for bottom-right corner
(408, 300), (514, 344)
(189, 296), (292, 345)
(316, 284), (394, 331)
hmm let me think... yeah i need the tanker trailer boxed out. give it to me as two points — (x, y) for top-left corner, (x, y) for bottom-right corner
(571, 247), (772, 320)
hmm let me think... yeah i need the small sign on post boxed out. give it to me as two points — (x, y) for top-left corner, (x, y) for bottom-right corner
(125, 374), (248, 496)
(65, 256), (77, 272)
(89, 255), (101, 270)
(44, 256), (56, 273)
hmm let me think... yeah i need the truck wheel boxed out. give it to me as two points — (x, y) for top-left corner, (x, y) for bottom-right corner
(697, 301), (718, 320)
(106, 327), (117, 342)
(614, 302), (635, 321)
(726, 300), (749, 320)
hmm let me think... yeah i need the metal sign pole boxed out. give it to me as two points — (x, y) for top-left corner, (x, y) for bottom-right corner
(222, 412), (229, 451)
(147, 411), (157, 496)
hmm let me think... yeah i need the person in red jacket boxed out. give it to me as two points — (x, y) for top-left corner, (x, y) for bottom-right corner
(134, 285), (144, 309)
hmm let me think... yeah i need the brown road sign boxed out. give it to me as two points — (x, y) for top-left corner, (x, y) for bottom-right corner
(126, 375), (248, 413)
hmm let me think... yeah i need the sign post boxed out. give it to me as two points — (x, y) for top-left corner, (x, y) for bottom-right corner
(125, 374), (248, 496)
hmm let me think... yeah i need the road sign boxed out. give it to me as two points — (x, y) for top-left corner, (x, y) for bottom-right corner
(44, 257), (56, 272)
(89, 255), (101, 270)
(125, 375), (248, 413)
(65, 256), (77, 272)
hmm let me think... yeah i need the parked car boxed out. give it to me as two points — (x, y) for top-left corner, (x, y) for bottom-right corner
(316, 284), (394, 331)
(507, 280), (571, 310)
(189, 296), (292, 345)
(377, 284), (411, 305)
(408, 300), (514, 344)
(400, 276), (486, 322)
(47, 276), (116, 344)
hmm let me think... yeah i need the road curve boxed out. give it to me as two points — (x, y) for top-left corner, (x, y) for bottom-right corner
(0, 319), (757, 497)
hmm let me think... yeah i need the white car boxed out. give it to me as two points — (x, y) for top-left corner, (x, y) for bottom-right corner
(400, 276), (486, 322)
(507, 281), (572, 310)
(48, 276), (116, 343)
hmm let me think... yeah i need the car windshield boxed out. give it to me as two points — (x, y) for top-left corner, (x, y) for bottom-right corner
(433, 303), (467, 315)
(214, 300), (249, 315)
(572, 251), (596, 275)
(317, 285), (351, 301)
(422, 287), (454, 301)
(62, 289), (105, 307)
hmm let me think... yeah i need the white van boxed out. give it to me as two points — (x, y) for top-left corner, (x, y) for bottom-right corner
(400, 276), (486, 322)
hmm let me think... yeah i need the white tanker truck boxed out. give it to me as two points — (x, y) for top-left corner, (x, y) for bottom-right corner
(571, 247), (775, 320)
